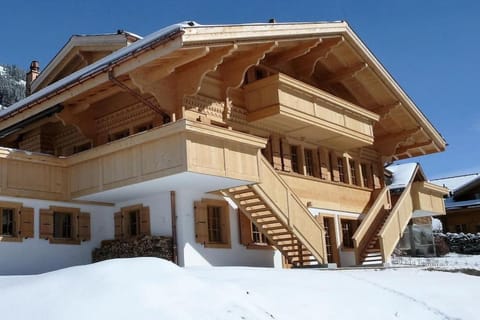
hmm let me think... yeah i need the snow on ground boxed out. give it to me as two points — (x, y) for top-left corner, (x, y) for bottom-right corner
(0, 257), (477, 320)
(393, 252), (480, 269)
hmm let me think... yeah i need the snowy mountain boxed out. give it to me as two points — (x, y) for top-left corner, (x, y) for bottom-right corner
(0, 64), (26, 109)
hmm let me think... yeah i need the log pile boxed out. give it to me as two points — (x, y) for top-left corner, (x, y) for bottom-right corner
(92, 235), (173, 263)
(435, 232), (480, 254)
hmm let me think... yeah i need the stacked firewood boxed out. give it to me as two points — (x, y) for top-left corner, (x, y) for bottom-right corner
(435, 233), (480, 254)
(92, 235), (173, 262)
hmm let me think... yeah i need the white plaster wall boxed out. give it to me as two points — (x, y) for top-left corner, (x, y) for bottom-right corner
(0, 195), (113, 275)
(115, 192), (172, 236)
(175, 189), (275, 267)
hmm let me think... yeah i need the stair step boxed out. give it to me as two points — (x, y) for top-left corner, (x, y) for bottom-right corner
(245, 207), (269, 214)
(251, 213), (276, 220)
(238, 195), (261, 202)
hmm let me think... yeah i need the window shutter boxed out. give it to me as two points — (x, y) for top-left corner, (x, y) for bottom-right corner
(78, 212), (91, 241)
(114, 211), (123, 239)
(139, 206), (151, 236)
(39, 209), (54, 239)
(238, 211), (252, 246)
(194, 201), (208, 244)
(19, 207), (34, 238)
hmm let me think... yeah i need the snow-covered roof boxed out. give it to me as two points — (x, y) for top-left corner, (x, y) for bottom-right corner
(0, 22), (195, 120)
(445, 197), (480, 209)
(386, 162), (419, 189)
(431, 173), (480, 194)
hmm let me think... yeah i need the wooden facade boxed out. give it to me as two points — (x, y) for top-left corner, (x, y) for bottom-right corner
(0, 21), (448, 268)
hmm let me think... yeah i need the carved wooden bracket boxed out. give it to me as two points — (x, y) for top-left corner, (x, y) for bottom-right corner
(130, 46), (235, 116)
(218, 42), (278, 92)
(263, 39), (322, 66)
(320, 62), (368, 85)
(55, 105), (96, 140)
(374, 127), (423, 157)
(291, 37), (344, 78)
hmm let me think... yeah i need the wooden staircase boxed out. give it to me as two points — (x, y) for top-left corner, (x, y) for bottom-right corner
(222, 156), (327, 267)
(224, 185), (318, 267)
(359, 210), (390, 266)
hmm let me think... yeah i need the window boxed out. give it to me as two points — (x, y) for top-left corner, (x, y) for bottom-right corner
(341, 219), (357, 249)
(290, 146), (300, 173)
(73, 142), (92, 154)
(194, 199), (231, 248)
(455, 224), (467, 233)
(0, 202), (34, 242)
(238, 211), (271, 249)
(114, 204), (150, 239)
(337, 157), (346, 183)
(1, 208), (14, 236)
(349, 159), (358, 185)
(134, 122), (153, 134)
(40, 206), (90, 244)
(360, 163), (369, 188)
(304, 149), (314, 176)
(53, 212), (72, 239)
(108, 128), (130, 142)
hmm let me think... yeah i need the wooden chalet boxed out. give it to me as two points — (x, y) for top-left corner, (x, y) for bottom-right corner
(432, 173), (480, 234)
(0, 21), (447, 274)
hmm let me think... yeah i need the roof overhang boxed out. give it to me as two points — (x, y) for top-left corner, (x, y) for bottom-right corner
(0, 21), (446, 159)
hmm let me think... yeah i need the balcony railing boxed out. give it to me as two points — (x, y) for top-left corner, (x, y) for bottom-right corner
(243, 73), (379, 150)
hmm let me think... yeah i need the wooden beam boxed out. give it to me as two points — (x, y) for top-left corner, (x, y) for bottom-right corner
(370, 102), (402, 119)
(218, 42), (278, 90)
(395, 140), (433, 155)
(263, 39), (322, 66)
(319, 62), (368, 85)
(291, 37), (344, 78)
(374, 127), (423, 156)
(55, 106), (96, 141)
(129, 47), (210, 86)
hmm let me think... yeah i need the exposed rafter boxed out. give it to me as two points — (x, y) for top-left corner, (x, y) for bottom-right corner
(291, 37), (344, 78)
(263, 39), (321, 66)
(218, 42), (278, 91)
(374, 127), (423, 157)
(319, 62), (368, 85)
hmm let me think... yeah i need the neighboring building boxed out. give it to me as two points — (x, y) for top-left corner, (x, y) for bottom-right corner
(431, 173), (480, 233)
(0, 21), (447, 274)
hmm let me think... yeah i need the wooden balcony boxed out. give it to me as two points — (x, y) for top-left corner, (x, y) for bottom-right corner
(411, 181), (447, 215)
(0, 120), (266, 202)
(244, 73), (379, 150)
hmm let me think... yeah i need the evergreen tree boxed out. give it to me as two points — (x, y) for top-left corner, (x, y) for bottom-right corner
(0, 64), (26, 109)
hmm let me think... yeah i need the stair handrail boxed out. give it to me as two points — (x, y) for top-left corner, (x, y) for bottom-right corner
(352, 186), (391, 264)
(378, 182), (414, 262)
(253, 156), (327, 263)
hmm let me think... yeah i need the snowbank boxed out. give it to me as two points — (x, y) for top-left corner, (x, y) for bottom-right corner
(0, 257), (477, 319)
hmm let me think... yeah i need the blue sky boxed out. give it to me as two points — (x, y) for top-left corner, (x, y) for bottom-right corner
(1, 0), (479, 179)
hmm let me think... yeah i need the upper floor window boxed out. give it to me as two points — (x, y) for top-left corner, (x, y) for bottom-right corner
(108, 128), (130, 142)
(304, 149), (314, 176)
(349, 159), (358, 186)
(360, 163), (369, 187)
(337, 157), (346, 183)
(291, 146), (300, 173)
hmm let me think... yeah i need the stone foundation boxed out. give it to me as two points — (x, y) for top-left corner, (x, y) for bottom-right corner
(92, 236), (174, 263)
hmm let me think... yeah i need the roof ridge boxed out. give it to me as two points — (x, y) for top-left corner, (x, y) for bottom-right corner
(431, 172), (480, 181)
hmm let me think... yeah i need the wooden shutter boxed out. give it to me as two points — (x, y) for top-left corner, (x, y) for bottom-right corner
(39, 209), (54, 239)
(194, 201), (208, 244)
(271, 134), (283, 170)
(78, 212), (91, 241)
(238, 211), (252, 246)
(139, 206), (151, 236)
(114, 211), (123, 239)
(19, 207), (34, 238)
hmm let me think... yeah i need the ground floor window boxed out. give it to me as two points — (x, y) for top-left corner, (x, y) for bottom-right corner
(0, 202), (34, 241)
(114, 204), (150, 239)
(40, 206), (90, 244)
(341, 219), (357, 249)
(194, 199), (231, 248)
